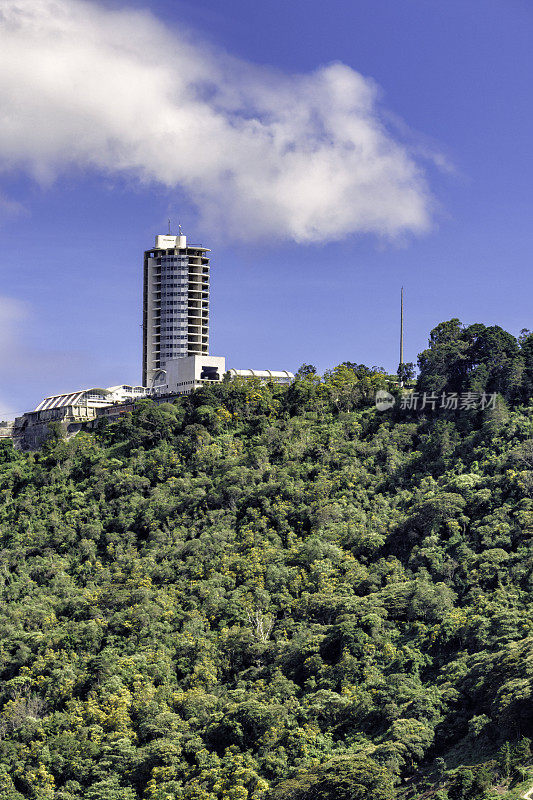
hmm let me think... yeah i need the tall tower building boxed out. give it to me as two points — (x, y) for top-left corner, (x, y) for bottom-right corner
(142, 232), (210, 386)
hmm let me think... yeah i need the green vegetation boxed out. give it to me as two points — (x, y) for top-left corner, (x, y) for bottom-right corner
(0, 320), (531, 800)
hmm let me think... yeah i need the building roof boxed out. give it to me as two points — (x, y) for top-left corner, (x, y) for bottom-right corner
(228, 369), (294, 379)
(34, 385), (148, 412)
(35, 389), (112, 412)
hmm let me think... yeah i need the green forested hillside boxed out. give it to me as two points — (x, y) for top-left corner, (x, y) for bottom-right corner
(0, 321), (532, 800)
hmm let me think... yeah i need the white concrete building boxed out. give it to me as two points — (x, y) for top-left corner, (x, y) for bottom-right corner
(143, 232), (210, 387)
(14, 385), (147, 450)
(34, 385), (149, 412)
(151, 358), (294, 396)
(153, 355), (226, 396)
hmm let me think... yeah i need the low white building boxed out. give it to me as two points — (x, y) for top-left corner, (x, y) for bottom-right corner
(152, 355), (226, 396)
(13, 384), (150, 450)
(34, 385), (149, 412)
(152, 357), (294, 396)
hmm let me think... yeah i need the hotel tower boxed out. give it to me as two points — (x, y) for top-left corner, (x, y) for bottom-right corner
(142, 231), (210, 386)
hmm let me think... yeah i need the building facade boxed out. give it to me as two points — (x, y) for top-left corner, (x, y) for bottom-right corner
(142, 233), (210, 387)
(13, 385), (149, 450)
(151, 358), (295, 397)
(152, 354), (226, 396)
(34, 385), (148, 413)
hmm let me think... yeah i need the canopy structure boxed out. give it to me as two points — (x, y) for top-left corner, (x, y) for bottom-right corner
(228, 369), (294, 383)
(34, 385), (148, 412)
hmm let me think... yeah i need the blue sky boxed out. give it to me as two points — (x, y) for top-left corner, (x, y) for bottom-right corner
(0, 0), (532, 417)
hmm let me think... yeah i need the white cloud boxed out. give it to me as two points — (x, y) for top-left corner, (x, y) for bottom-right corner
(0, 0), (435, 242)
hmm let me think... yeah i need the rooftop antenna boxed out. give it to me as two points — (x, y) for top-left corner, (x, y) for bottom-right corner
(178, 222), (183, 236)
(168, 218), (171, 235)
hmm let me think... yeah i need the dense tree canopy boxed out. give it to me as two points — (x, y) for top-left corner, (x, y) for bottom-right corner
(0, 320), (531, 799)
(417, 319), (532, 402)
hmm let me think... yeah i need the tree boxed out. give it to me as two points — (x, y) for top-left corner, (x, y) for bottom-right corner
(513, 736), (531, 766)
(268, 756), (395, 800)
(417, 319), (468, 394)
(342, 363), (386, 378)
(519, 331), (533, 401)
(448, 768), (474, 800)
(434, 757), (447, 782)
(448, 766), (490, 800)
(464, 324), (522, 396)
(417, 319), (526, 401)
(295, 364), (317, 379)
(397, 362), (415, 384)
(498, 741), (511, 780)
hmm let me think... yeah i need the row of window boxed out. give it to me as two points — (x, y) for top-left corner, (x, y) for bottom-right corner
(154, 268), (208, 277)
(155, 273), (208, 280)
(155, 266), (188, 273)
(148, 249), (207, 258)
(161, 349), (187, 354)
(159, 326), (187, 332)
(153, 317), (201, 324)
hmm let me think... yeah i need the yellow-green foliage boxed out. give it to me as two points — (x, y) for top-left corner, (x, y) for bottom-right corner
(0, 349), (531, 800)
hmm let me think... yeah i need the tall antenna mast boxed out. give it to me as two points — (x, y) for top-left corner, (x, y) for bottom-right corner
(400, 286), (404, 367)
(168, 218), (171, 235)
